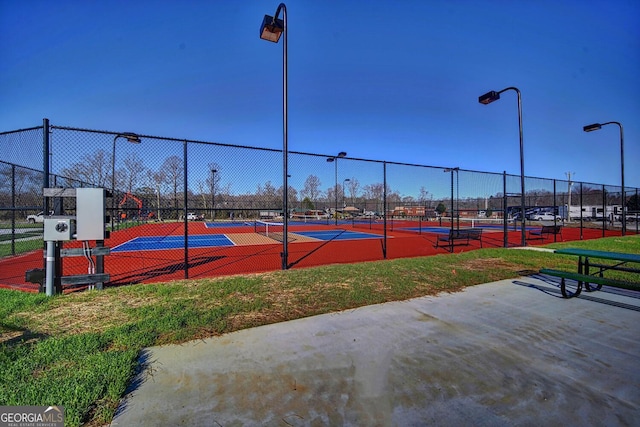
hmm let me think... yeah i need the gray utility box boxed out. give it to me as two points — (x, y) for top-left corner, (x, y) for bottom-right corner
(76, 188), (107, 240)
(44, 217), (76, 241)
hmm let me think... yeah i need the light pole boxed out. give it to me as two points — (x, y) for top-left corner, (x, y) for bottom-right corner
(479, 87), (526, 246)
(111, 133), (141, 231)
(211, 169), (217, 221)
(343, 178), (351, 208)
(583, 121), (625, 235)
(259, 3), (288, 269)
(327, 151), (347, 225)
(444, 168), (459, 232)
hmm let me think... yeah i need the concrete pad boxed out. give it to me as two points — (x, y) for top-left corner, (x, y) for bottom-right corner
(111, 276), (640, 426)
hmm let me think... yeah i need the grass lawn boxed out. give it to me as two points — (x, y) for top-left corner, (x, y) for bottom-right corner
(1, 235), (638, 426)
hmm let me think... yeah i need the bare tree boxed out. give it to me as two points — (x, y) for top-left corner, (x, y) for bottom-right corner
(122, 152), (147, 194)
(346, 178), (360, 206)
(0, 165), (42, 217)
(146, 169), (167, 220)
(60, 149), (111, 187)
(161, 155), (183, 210)
(256, 181), (279, 207)
(418, 186), (432, 206)
(301, 175), (322, 208)
(364, 182), (384, 213)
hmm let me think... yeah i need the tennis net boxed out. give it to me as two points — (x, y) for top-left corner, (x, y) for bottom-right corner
(254, 220), (285, 240)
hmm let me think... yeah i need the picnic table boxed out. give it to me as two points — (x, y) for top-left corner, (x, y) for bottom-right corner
(540, 248), (640, 298)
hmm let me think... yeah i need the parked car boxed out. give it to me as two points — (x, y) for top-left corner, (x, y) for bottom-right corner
(532, 212), (561, 221)
(186, 212), (204, 221)
(26, 211), (52, 224)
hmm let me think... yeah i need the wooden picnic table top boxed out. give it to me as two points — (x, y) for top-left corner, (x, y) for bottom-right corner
(554, 248), (640, 263)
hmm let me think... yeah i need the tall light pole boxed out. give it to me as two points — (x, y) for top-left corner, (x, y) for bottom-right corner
(327, 151), (347, 225)
(260, 3), (288, 269)
(479, 87), (526, 246)
(583, 121), (625, 235)
(211, 169), (217, 221)
(111, 133), (141, 231)
(343, 178), (351, 208)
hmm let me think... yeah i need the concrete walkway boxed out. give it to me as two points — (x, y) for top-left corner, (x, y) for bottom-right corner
(111, 276), (640, 426)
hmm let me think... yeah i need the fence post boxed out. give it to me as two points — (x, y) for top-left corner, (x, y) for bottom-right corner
(11, 164), (16, 255)
(184, 140), (189, 279)
(42, 118), (50, 278)
(503, 171), (507, 247)
(553, 179), (557, 242)
(383, 162), (387, 259)
(602, 184), (606, 237)
(579, 182), (583, 240)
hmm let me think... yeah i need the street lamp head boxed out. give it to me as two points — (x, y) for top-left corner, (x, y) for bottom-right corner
(260, 14), (284, 43)
(326, 157), (335, 163)
(478, 91), (500, 105)
(118, 132), (141, 144)
(337, 151), (347, 158)
(583, 123), (602, 132)
(344, 178), (351, 182)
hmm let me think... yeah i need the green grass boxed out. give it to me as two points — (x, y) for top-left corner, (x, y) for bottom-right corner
(0, 238), (43, 258)
(0, 235), (638, 426)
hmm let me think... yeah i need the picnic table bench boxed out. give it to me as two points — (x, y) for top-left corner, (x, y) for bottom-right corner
(435, 228), (483, 252)
(527, 224), (563, 241)
(540, 248), (640, 298)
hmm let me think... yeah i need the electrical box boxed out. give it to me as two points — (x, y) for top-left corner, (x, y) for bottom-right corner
(76, 188), (106, 240)
(44, 217), (76, 241)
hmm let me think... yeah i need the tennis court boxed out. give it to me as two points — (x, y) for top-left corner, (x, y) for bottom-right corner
(112, 234), (235, 252)
(294, 229), (384, 241)
(0, 220), (622, 293)
(111, 228), (382, 253)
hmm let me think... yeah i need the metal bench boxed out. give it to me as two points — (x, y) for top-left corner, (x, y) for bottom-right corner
(436, 228), (483, 252)
(528, 224), (562, 241)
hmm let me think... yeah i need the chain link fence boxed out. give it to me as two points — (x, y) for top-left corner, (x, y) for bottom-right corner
(1, 121), (638, 289)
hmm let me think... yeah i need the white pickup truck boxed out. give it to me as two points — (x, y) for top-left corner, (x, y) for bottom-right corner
(26, 211), (52, 223)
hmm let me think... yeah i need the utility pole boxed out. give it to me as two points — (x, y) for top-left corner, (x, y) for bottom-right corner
(566, 172), (574, 222)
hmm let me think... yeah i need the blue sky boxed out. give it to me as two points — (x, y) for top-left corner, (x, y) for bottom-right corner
(1, 0), (639, 190)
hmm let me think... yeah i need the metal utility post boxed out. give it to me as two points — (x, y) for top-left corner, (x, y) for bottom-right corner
(444, 168), (458, 232)
(211, 169), (217, 221)
(327, 152), (347, 225)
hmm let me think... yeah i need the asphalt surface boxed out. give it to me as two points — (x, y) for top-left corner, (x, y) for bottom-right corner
(111, 275), (640, 426)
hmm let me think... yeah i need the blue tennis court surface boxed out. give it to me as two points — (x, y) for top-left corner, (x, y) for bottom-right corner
(295, 230), (383, 241)
(112, 234), (234, 252)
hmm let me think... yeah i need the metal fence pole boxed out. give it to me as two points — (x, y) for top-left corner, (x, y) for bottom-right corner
(184, 140), (189, 279)
(383, 162), (387, 259)
(503, 171), (507, 247)
(11, 164), (16, 255)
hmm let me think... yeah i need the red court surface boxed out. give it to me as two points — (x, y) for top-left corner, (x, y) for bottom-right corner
(0, 220), (628, 293)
